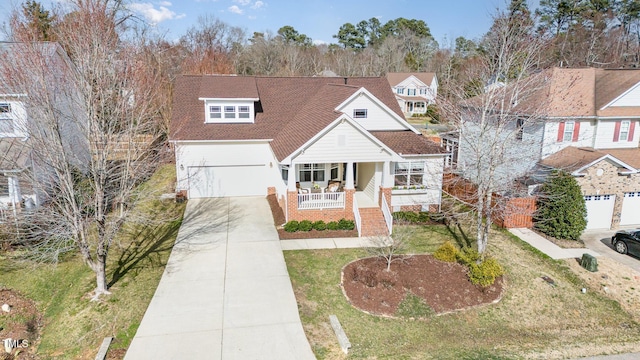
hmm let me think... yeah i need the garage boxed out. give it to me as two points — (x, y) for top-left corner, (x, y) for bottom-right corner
(584, 194), (615, 229)
(188, 165), (268, 198)
(620, 192), (640, 226)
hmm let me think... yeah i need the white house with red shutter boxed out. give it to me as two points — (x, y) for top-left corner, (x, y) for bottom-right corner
(457, 67), (640, 230)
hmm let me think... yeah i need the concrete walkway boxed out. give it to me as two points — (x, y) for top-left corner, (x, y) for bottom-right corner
(509, 228), (600, 259)
(125, 197), (315, 360)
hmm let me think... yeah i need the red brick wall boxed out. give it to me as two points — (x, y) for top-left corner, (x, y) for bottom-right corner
(285, 189), (355, 222)
(399, 205), (422, 212)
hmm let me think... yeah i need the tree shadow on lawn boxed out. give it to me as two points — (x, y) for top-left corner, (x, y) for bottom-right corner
(442, 217), (473, 249)
(108, 215), (183, 288)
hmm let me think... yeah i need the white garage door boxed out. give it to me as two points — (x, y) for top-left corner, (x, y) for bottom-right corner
(584, 194), (615, 230)
(188, 165), (267, 198)
(620, 192), (640, 226)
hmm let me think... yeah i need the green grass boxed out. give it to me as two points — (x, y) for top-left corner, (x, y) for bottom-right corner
(0, 164), (185, 359)
(284, 224), (640, 359)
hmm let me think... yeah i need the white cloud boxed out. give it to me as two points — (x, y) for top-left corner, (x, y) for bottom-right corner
(130, 2), (184, 24)
(228, 5), (243, 14)
(251, 1), (265, 9)
(234, 0), (251, 5)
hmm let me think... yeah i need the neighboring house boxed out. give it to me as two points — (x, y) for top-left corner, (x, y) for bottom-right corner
(170, 75), (447, 236)
(386, 72), (437, 116)
(457, 67), (640, 230)
(0, 42), (82, 215)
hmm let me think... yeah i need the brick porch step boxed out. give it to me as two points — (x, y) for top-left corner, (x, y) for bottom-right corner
(358, 207), (390, 237)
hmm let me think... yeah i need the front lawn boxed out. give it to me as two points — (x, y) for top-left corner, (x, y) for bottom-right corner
(0, 164), (185, 359)
(284, 225), (640, 359)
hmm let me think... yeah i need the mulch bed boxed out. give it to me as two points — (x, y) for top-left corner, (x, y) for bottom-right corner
(341, 255), (503, 317)
(0, 289), (42, 359)
(266, 193), (286, 226)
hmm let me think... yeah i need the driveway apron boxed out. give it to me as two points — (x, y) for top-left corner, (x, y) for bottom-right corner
(125, 197), (315, 360)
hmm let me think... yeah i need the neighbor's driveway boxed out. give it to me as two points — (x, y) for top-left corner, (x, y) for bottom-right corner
(582, 228), (640, 274)
(125, 197), (315, 360)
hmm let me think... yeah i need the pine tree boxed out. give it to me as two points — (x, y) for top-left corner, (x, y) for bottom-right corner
(535, 170), (587, 240)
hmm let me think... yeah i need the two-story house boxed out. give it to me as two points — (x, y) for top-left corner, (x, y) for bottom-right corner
(0, 41), (87, 217)
(386, 72), (437, 116)
(457, 67), (640, 230)
(170, 75), (447, 237)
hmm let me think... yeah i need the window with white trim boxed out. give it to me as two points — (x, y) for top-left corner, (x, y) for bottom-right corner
(353, 109), (367, 118)
(419, 87), (428, 95)
(281, 165), (289, 181)
(224, 106), (236, 118)
(330, 163), (339, 179)
(239, 105), (250, 118)
(0, 103), (14, 133)
(620, 120), (630, 141)
(396, 87), (404, 95)
(407, 88), (416, 96)
(209, 106), (221, 119)
(563, 121), (574, 142)
(394, 161), (424, 186)
(299, 163), (324, 182)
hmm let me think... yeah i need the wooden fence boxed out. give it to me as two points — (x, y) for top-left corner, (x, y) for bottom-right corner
(442, 173), (536, 229)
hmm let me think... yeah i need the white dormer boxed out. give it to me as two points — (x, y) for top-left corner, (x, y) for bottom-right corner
(0, 99), (28, 138)
(199, 97), (258, 124)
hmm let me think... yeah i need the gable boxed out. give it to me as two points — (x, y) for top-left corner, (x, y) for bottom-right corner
(603, 81), (640, 108)
(336, 88), (414, 131)
(397, 75), (428, 89)
(288, 117), (397, 164)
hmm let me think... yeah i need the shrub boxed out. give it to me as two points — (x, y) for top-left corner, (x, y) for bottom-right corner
(456, 247), (480, 266)
(283, 220), (299, 232)
(298, 220), (313, 232)
(313, 220), (327, 231)
(426, 104), (440, 123)
(327, 221), (339, 230)
(338, 218), (355, 230)
(534, 169), (587, 240)
(433, 241), (458, 263)
(468, 257), (505, 287)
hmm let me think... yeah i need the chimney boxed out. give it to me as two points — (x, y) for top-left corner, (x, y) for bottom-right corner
(344, 77), (347, 84)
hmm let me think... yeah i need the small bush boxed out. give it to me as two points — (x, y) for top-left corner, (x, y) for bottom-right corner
(456, 247), (480, 266)
(298, 220), (313, 231)
(313, 220), (327, 231)
(283, 220), (299, 232)
(392, 211), (441, 224)
(468, 257), (505, 287)
(433, 241), (458, 263)
(338, 218), (355, 230)
(327, 221), (339, 230)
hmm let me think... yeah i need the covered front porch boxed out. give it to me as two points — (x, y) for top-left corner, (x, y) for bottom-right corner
(283, 161), (394, 237)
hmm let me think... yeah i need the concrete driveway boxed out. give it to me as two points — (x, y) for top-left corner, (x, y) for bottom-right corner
(125, 197), (315, 360)
(582, 228), (640, 274)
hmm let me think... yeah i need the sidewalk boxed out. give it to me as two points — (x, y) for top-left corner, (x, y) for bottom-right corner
(280, 237), (380, 251)
(509, 228), (600, 259)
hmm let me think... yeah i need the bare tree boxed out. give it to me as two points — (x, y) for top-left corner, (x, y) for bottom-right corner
(367, 227), (413, 271)
(441, 9), (549, 255)
(3, 0), (166, 299)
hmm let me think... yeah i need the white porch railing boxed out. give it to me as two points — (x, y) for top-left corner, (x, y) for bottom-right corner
(298, 191), (345, 210)
(381, 195), (393, 235)
(353, 196), (361, 237)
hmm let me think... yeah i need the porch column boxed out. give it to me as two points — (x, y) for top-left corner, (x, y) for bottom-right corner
(287, 163), (296, 191)
(345, 161), (354, 190)
(8, 176), (20, 205)
(382, 161), (393, 187)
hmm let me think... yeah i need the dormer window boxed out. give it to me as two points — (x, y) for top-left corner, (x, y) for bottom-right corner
(353, 109), (367, 118)
(203, 99), (256, 124)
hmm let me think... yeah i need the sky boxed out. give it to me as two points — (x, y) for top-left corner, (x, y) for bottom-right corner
(0, 0), (522, 45)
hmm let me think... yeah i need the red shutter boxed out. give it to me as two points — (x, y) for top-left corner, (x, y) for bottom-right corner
(557, 122), (565, 142)
(613, 121), (621, 142)
(572, 121), (580, 142)
(629, 121), (636, 142)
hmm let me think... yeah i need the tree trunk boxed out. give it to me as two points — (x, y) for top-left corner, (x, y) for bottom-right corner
(93, 255), (110, 299)
(476, 194), (485, 253)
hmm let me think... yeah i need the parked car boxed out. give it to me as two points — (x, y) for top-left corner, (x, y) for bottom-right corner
(611, 229), (640, 256)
